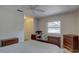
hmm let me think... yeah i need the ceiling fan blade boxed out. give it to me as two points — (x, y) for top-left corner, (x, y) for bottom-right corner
(17, 9), (23, 12)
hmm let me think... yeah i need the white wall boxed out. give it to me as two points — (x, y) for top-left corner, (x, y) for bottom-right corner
(37, 12), (78, 37)
(61, 12), (77, 35)
(77, 10), (79, 35)
(34, 18), (40, 31)
(0, 7), (24, 42)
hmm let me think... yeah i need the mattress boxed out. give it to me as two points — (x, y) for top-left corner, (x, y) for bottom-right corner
(0, 40), (63, 53)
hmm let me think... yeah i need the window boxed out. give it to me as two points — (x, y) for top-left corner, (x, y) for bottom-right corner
(47, 21), (61, 33)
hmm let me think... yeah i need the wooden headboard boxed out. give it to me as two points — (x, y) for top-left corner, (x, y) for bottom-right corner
(0, 38), (18, 47)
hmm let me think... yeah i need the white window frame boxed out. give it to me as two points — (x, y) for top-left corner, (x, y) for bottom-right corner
(47, 21), (61, 34)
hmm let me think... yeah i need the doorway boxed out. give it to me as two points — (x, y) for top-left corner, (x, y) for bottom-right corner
(24, 16), (35, 41)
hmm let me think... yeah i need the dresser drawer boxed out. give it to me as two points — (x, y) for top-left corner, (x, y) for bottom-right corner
(64, 40), (73, 46)
(64, 39), (73, 44)
(64, 41), (73, 48)
(64, 37), (73, 41)
(64, 36), (73, 39)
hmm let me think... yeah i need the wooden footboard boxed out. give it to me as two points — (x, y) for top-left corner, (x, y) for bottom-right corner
(48, 36), (61, 47)
(31, 34), (61, 47)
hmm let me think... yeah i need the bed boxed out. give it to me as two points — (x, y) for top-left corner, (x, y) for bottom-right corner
(0, 38), (63, 53)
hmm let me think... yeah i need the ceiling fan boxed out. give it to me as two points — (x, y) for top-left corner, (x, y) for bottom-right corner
(17, 5), (45, 13)
(30, 5), (45, 12)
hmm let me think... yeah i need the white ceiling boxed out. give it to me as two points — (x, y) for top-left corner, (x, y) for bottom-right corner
(31, 5), (79, 18)
(0, 5), (79, 18)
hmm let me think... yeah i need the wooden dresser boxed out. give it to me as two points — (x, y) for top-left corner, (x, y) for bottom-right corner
(63, 34), (78, 52)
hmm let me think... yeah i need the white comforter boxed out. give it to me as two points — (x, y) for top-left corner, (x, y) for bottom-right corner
(0, 40), (63, 53)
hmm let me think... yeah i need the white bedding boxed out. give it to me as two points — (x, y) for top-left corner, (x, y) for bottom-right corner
(0, 40), (63, 53)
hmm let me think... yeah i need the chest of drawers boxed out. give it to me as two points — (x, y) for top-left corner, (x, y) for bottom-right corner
(63, 34), (78, 52)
